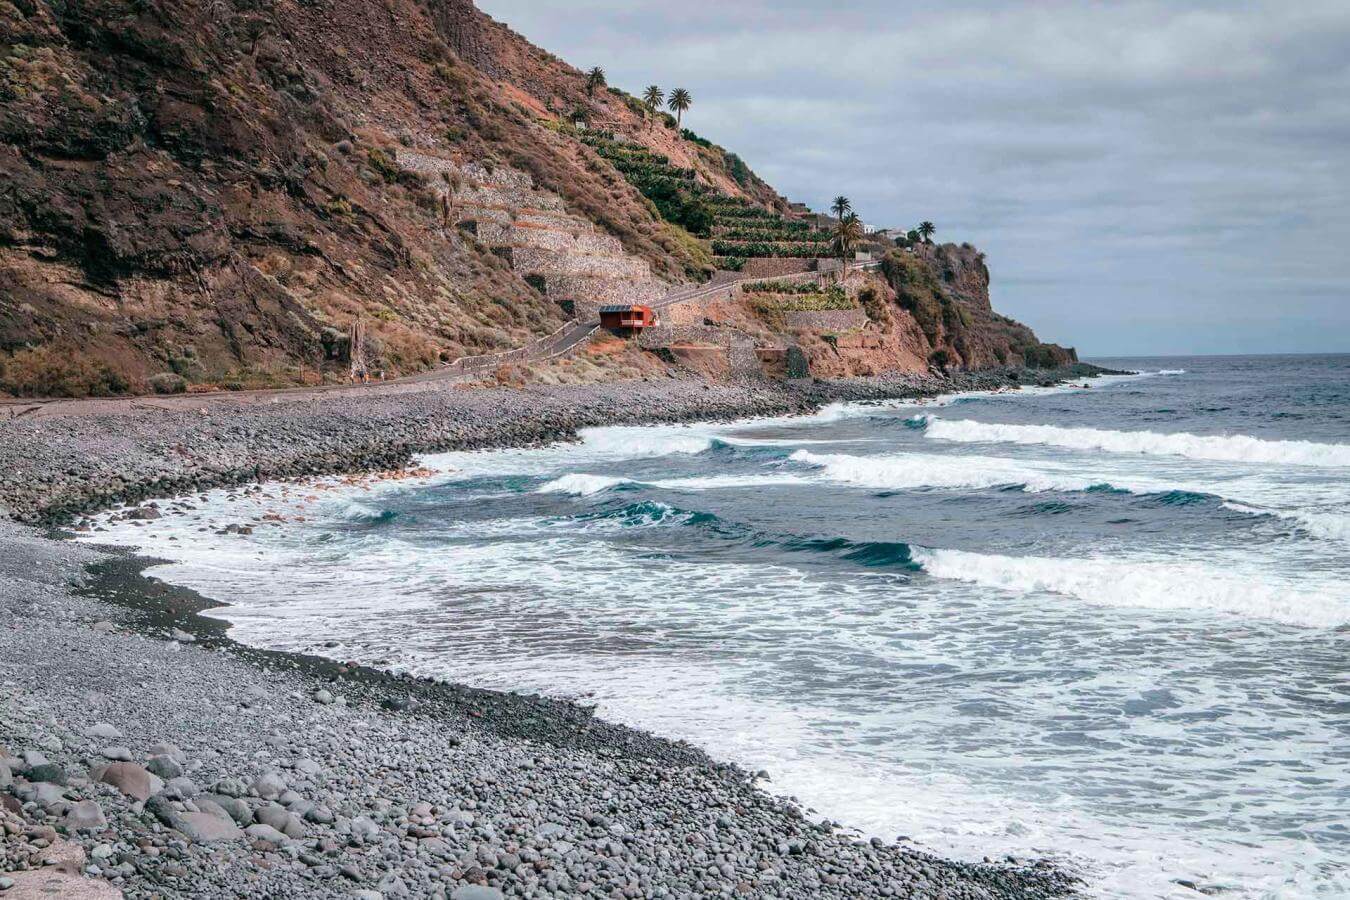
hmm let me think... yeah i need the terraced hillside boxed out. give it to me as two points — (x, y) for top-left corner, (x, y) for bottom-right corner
(0, 0), (1075, 396)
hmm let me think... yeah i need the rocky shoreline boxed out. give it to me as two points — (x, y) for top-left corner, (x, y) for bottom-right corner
(0, 366), (1107, 526)
(0, 370), (1108, 898)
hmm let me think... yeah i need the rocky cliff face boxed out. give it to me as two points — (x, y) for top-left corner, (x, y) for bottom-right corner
(0, 0), (775, 396)
(879, 245), (1077, 371)
(0, 0), (1070, 396)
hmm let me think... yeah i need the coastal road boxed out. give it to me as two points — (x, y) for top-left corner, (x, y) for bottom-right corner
(0, 261), (881, 421)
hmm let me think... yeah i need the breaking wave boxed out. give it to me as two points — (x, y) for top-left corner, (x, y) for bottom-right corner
(915, 417), (1350, 468)
(337, 501), (397, 524)
(538, 473), (811, 497)
(579, 426), (717, 457)
(791, 449), (1145, 495)
(538, 473), (632, 496)
(912, 548), (1350, 628)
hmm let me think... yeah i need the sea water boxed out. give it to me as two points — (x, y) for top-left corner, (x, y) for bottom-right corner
(86, 355), (1350, 898)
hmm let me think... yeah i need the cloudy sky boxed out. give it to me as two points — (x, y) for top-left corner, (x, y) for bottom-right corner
(476, 1), (1350, 357)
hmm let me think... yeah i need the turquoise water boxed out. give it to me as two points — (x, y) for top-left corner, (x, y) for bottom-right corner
(91, 356), (1350, 898)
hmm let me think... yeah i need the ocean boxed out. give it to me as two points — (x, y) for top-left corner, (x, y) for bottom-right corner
(85, 355), (1350, 898)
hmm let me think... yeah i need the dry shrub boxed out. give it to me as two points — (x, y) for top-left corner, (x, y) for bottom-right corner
(0, 345), (132, 398)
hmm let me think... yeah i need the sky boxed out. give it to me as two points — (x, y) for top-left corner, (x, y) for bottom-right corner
(474, 0), (1350, 358)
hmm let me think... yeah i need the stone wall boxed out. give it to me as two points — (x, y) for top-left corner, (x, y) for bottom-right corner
(510, 247), (650, 280)
(737, 258), (815, 278)
(783, 309), (869, 332)
(397, 149), (673, 327)
(637, 324), (762, 376)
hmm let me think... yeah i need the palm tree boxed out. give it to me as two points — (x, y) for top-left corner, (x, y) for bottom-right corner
(918, 221), (936, 243)
(586, 67), (606, 97)
(831, 196), (852, 222)
(668, 88), (692, 129)
(833, 213), (865, 260)
(642, 85), (664, 115)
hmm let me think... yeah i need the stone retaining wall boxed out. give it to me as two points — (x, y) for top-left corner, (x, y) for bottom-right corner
(783, 309), (869, 332)
(510, 247), (650, 280)
(737, 258), (816, 277)
(637, 324), (762, 376)
(495, 226), (624, 256)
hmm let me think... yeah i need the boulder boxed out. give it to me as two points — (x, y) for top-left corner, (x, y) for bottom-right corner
(452, 887), (505, 900)
(0, 869), (122, 899)
(245, 823), (290, 845)
(250, 772), (286, 800)
(210, 777), (247, 798)
(99, 747), (133, 762)
(27, 763), (66, 785)
(146, 755), (184, 780)
(147, 742), (186, 764)
(162, 777), (199, 800)
(96, 762), (163, 801)
(207, 794), (253, 826)
(82, 724), (122, 741)
(175, 811), (244, 844)
(63, 800), (107, 832)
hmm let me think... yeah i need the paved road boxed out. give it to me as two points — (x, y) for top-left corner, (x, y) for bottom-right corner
(0, 261), (881, 420)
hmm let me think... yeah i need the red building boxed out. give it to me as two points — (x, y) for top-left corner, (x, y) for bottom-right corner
(599, 304), (656, 333)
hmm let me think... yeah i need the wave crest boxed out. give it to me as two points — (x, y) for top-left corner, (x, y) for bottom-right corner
(915, 417), (1350, 468)
(913, 548), (1349, 628)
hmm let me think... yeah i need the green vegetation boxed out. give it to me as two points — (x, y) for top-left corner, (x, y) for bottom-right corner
(832, 213), (865, 259)
(581, 124), (832, 261)
(642, 85), (664, 119)
(743, 280), (829, 295)
(586, 67), (606, 96)
(0, 345), (131, 397)
(831, 196), (852, 221)
(882, 250), (945, 340)
(918, 220), (936, 243)
(711, 240), (825, 258)
(717, 226), (825, 243)
(748, 285), (855, 316)
(680, 128), (712, 149)
(582, 134), (714, 235)
(668, 88), (692, 129)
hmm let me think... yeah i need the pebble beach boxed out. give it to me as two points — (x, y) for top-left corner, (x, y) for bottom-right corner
(0, 370), (1102, 899)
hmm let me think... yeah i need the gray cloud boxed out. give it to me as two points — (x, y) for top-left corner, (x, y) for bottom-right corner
(478, 0), (1350, 355)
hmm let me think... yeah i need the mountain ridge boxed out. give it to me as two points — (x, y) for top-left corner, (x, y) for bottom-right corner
(0, 0), (1073, 397)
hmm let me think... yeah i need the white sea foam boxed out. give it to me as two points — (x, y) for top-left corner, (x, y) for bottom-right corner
(913, 547), (1350, 628)
(790, 449), (1122, 493)
(1223, 502), (1350, 543)
(917, 417), (1350, 468)
(537, 473), (631, 496)
(538, 472), (811, 496)
(578, 425), (718, 457)
(1157, 368), (1187, 376)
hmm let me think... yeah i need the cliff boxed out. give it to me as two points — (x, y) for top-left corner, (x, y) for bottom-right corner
(0, 0), (1070, 396)
(877, 244), (1077, 371)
